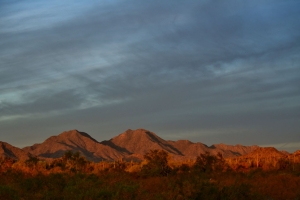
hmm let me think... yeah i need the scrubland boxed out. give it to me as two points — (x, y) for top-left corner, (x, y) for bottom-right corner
(0, 150), (300, 200)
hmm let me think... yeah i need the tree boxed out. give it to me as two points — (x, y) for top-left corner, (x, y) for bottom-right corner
(0, 157), (15, 172)
(141, 149), (171, 176)
(62, 151), (88, 173)
(194, 152), (225, 172)
(25, 155), (39, 168)
(62, 151), (73, 162)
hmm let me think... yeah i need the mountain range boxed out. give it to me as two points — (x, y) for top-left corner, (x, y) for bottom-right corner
(0, 128), (282, 162)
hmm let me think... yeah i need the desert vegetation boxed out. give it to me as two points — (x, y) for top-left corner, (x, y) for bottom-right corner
(0, 149), (300, 200)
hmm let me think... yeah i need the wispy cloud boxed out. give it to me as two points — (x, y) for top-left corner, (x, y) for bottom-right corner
(0, 0), (299, 151)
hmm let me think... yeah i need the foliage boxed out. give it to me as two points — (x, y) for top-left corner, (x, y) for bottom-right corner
(141, 149), (171, 177)
(0, 157), (16, 172)
(25, 155), (39, 168)
(194, 152), (226, 172)
(0, 149), (300, 199)
(48, 151), (89, 173)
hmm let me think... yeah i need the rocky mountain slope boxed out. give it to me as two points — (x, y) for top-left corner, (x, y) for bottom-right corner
(0, 141), (30, 161)
(2, 128), (287, 162)
(22, 130), (129, 162)
(241, 147), (286, 159)
(210, 143), (259, 158)
(166, 140), (258, 159)
(293, 150), (300, 156)
(106, 129), (183, 156)
(108, 129), (258, 159)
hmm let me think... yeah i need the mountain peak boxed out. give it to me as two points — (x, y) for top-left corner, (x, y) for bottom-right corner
(124, 128), (155, 135)
(111, 129), (182, 156)
(59, 129), (86, 137)
(23, 130), (129, 161)
(58, 130), (98, 143)
(116, 129), (162, 142)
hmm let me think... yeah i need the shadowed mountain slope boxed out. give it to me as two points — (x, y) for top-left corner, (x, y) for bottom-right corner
(106, 129), (183, 156)
(23, 130), (129, 162)
(167, 140), (209, 158)
(109, 129), (258, 159)
(0, 141), (30, 161)
(210, 143), (259, 158)
(167, 141), (258, 159)
(20, 129), (281, 161)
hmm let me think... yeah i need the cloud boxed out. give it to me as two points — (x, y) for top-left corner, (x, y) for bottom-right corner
(0, 0), (299, 150)
(0, 89), (83, 119)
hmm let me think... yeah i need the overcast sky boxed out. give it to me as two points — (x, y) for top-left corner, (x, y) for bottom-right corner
(1, 0), (299, 152)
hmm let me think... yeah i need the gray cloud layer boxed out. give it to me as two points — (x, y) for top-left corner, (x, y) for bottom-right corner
(1, 0), (300, 152)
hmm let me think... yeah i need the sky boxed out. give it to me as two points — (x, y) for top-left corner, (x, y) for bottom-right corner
(0, 0), (300, 152)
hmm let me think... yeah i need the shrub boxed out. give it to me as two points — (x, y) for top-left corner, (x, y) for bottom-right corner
(194, 152), (225, 173)
(25, 155), (39, 168)
(141, 149), (171, 177)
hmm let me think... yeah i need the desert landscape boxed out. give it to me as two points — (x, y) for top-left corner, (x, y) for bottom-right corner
(1, 0), (299, 199)
(0, 129), (300, 199)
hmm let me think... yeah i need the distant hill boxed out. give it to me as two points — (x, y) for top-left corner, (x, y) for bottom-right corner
(293, 150), (300, 156)
(0, 141), (30, 161)
(210, 143), (259, 158)
(167, 140), (209, 159)
(22, 130), (129, 162)
(166, 141), (258, 159)
(241, 147), (286, 159)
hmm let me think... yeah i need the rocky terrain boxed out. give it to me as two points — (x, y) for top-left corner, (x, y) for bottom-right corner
(22, 130), (128, 162)
(241, 147), (286, 159)
(0, 141), (30, 161)
(106, 129), (183, 159)
(1, 128), (295, 162)
(108, 129), (258, 160)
